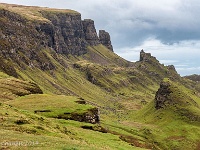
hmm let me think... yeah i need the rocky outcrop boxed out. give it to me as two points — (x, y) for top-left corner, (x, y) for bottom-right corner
(40, 11), (88, 55)
(57, 108), (100, 124)
(82, 19), (100, 46)
(155, 81), (172, 109)
(99, 30), (113, 51)
(140, 50), (157, 62)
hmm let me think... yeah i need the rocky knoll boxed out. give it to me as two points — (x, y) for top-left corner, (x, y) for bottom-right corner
(155, 79), (200, 122)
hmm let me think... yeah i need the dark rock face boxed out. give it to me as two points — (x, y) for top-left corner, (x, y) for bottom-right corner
(0, 9), (56, 71)
(140, 50), (156, 62)
(99, 30), (113, 51)
(155, 81), (172, 109)
(82, 19), (100, 46)
(0, 8), (114, 75)
(40, 11), (88, 55)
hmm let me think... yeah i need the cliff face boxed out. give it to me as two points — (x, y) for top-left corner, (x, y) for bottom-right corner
(0, 4), (114, 75)
(99, 30), (113, 52)
(82, 19), (100, 46)
(39, 11), (88, 55)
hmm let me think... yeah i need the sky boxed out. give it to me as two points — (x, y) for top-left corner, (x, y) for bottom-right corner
(1, 0), (200, 76)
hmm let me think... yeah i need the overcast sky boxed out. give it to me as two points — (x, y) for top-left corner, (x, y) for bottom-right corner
(1, 0), (200, 76)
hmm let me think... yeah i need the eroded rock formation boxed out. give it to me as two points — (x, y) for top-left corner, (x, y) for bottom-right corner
(99, 30), (113, 51)
(155, 81), (172, 109)
(82, 19), (100, 46)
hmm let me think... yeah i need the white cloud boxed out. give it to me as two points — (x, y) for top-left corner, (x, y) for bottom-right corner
(116, 38), (200, 76)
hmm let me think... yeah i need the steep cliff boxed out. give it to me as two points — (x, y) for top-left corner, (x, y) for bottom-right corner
(82, 19), (100, 46)
(0, 3), (114, 76)
(99, 30), (113, 52)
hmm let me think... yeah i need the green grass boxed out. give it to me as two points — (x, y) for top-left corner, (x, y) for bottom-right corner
(5, 94), (94, 118)
(0, 3), (79, 22)
(125, 79), (200, 149)
(0, 102), (143, 150)
(0, 71), (10, 78)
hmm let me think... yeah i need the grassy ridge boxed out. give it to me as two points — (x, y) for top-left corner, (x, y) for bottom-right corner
(0, 3), (79, 22)
(6, 94), (94, 119)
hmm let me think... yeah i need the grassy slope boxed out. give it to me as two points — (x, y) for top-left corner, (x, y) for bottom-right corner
(0, 72), (42, 101)
(0, 103), (140, 150)
(130, 79), (200, 150)
(5, 94), (94, 118)
(1, 45), (200, 150)
(1, 45), (200, 149)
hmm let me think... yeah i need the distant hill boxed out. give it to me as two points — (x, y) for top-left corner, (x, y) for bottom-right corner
(184, 74), (200, 82)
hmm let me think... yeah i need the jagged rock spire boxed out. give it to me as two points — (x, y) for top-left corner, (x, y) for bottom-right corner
(140, 49), (152, 61)
(99, 30), (113, 52)
(82, 19), (100, 46)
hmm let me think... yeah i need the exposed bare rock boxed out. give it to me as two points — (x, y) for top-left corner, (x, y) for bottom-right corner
(155, 81), (172, 109)
(140, 49), (157, 62)
(82, 19), (100, 46)
(99, 30), (113, 52)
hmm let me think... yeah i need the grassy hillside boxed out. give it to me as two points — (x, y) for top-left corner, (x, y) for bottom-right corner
(0, 72), (42, 101)
(0, 3), (200, 150)
(130, 79), (200, 150)
(0, 102), (142, 150)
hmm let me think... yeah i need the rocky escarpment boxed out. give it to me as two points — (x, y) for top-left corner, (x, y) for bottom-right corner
(38, 11), (88, 55)
(0, 3), (114, 74)
(99, 30), (113, 52)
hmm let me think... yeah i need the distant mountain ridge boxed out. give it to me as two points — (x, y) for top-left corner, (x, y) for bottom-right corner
(184, 74), (200, 82)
